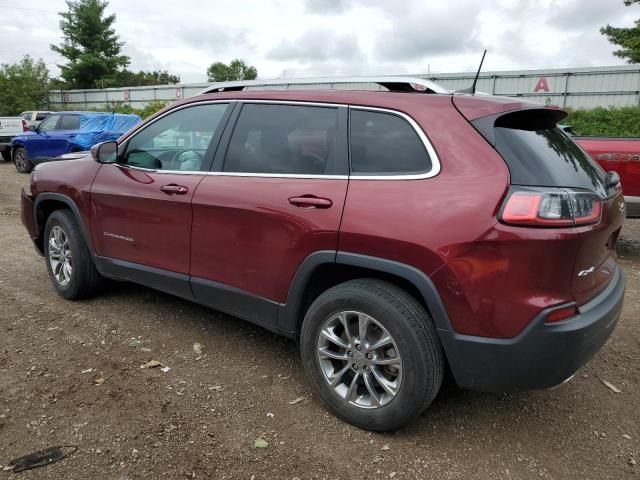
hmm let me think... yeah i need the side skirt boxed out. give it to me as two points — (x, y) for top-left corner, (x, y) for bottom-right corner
(93, 256), (292, 338)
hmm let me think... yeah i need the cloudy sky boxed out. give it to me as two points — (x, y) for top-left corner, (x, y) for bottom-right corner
(0, 0), (637, 83)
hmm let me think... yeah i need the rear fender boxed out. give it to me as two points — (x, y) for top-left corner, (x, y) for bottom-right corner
(278, 251), (454, 334)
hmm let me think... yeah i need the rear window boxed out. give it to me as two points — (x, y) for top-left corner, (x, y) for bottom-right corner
(479, 110), (608, 197)
(58, 115), (80, 130)
(350, 109), (431, 175)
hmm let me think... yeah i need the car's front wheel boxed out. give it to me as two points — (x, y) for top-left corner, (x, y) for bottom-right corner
(13, 147), (33, 173)
(300, 279), (444, 431)
(44, 210), (101, 299)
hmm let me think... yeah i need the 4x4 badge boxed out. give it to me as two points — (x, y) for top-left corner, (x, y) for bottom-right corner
(618, 201), (626, 214)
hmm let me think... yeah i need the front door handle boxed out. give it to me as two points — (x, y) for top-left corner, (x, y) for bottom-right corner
(160, 184), (189, 195)
(288, 195), (333, 209)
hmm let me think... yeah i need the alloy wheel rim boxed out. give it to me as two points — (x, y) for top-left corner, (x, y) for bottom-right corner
(15, 151), (25, 170)
(316, 311), (403, 409)
(48, 225), (72, 286)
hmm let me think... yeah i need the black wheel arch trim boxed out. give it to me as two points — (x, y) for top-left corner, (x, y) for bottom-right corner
(33, 192), (95, 255)
(278, 250), (453, 334)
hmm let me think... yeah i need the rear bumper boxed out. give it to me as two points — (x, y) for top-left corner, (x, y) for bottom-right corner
(625, 195), (640, 218)
(21, 188), (42, 255)
(439, 265), (625, 393)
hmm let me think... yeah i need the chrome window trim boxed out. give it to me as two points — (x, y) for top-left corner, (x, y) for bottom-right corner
(114, 163), (348, 180)
(115, 99), (441, 180)
(117, 100), (233, 144)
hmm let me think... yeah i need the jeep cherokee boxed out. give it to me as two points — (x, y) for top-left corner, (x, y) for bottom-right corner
(21, 77), (625, 431)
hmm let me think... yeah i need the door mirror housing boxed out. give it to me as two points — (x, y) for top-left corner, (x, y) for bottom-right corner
(27, 124), (36, 132)
(92, 141), (119, 164)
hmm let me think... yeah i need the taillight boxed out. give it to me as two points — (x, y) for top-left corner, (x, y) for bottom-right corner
(500, 187), (602, 227)
(22, 119), (28, 132)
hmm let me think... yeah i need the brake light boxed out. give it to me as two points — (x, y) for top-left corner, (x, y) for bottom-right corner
(545, 304), (577, 323)
(500, 187), (601, 227)
(22, 119), (28, 132)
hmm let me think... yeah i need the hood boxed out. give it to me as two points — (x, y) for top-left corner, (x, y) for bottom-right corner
(12, 131), (39, 142)
(56, 151), (91, 160)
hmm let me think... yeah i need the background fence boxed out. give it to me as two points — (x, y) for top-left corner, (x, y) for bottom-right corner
(49, 65), (640, 111)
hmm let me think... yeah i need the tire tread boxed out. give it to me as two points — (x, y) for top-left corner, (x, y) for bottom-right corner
(45, 209), (101, 299)
(300, 278), (444, 430)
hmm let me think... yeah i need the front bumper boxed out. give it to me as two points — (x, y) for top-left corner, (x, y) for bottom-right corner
(21, 188), (42, 255)
(439, 265), (625, 393)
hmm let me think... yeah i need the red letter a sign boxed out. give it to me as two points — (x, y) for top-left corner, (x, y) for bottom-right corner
(534, 77), (550, 92)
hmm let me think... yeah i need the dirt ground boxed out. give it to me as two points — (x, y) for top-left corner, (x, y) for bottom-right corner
(0, 161), (638, 480)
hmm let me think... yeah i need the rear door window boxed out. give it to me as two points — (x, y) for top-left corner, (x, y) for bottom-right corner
(35, 112), (49, 121)
(223, 103), (340, 175)
(58, 115), (81, 130)
(349, 109), (432, 175)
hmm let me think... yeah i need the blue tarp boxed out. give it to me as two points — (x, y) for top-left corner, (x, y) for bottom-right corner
(73, 113), (142, 150)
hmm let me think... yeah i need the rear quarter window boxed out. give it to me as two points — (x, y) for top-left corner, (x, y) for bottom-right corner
(349, 109), (432, 175)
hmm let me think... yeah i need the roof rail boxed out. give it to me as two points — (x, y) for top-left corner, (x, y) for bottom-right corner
(198, 76), (450, 95)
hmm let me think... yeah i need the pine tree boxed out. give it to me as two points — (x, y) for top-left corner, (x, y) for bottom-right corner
(51, 0), (130, 88)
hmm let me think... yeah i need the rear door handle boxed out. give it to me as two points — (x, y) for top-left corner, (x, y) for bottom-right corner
(160, 184), (189, 195)
(288, 195), (333, 209)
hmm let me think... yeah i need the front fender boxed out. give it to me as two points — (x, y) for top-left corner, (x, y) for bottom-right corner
(33, 193), (95, 255)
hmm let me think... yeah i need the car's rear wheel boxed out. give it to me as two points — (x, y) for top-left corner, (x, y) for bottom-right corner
(13, 147), (33, 173)
(0, 150), (10, 161)
(44, 210), (101, 299)
(300, 279), (444, 431)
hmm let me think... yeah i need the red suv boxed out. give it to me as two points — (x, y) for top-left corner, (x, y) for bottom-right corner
(21, 77), (625, 431)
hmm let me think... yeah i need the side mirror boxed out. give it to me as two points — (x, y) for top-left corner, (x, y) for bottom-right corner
(91, 141), (118, 164)
(27, 125), (36, 132)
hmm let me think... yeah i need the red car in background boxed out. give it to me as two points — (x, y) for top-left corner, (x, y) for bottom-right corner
(561, 126), (640, 217)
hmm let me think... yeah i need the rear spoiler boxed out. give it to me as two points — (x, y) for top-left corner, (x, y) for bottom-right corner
(462, 106), (567, 146)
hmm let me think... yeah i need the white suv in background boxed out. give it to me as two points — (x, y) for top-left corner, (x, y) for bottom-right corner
(19, 111), (52, 128)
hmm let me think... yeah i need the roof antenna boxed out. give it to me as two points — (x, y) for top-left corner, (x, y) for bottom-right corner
(456, 49), (487, 95)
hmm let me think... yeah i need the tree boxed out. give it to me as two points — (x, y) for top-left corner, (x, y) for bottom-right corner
(0, 56), (49, 116)
(601, 0), (640, 63)
(207, 59), (257, 82)
(51, 0), (130, 88)
(104, 69), (180, 87)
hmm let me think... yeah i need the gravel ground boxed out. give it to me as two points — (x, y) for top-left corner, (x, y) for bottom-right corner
(0, 161), (638, 480)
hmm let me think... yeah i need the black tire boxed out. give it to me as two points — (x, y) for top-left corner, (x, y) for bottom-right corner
(0, 149), (10, 161)
(13, 147), (33, 173)
(300, 279), (444, 431)
(44, 209), (101, 299)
